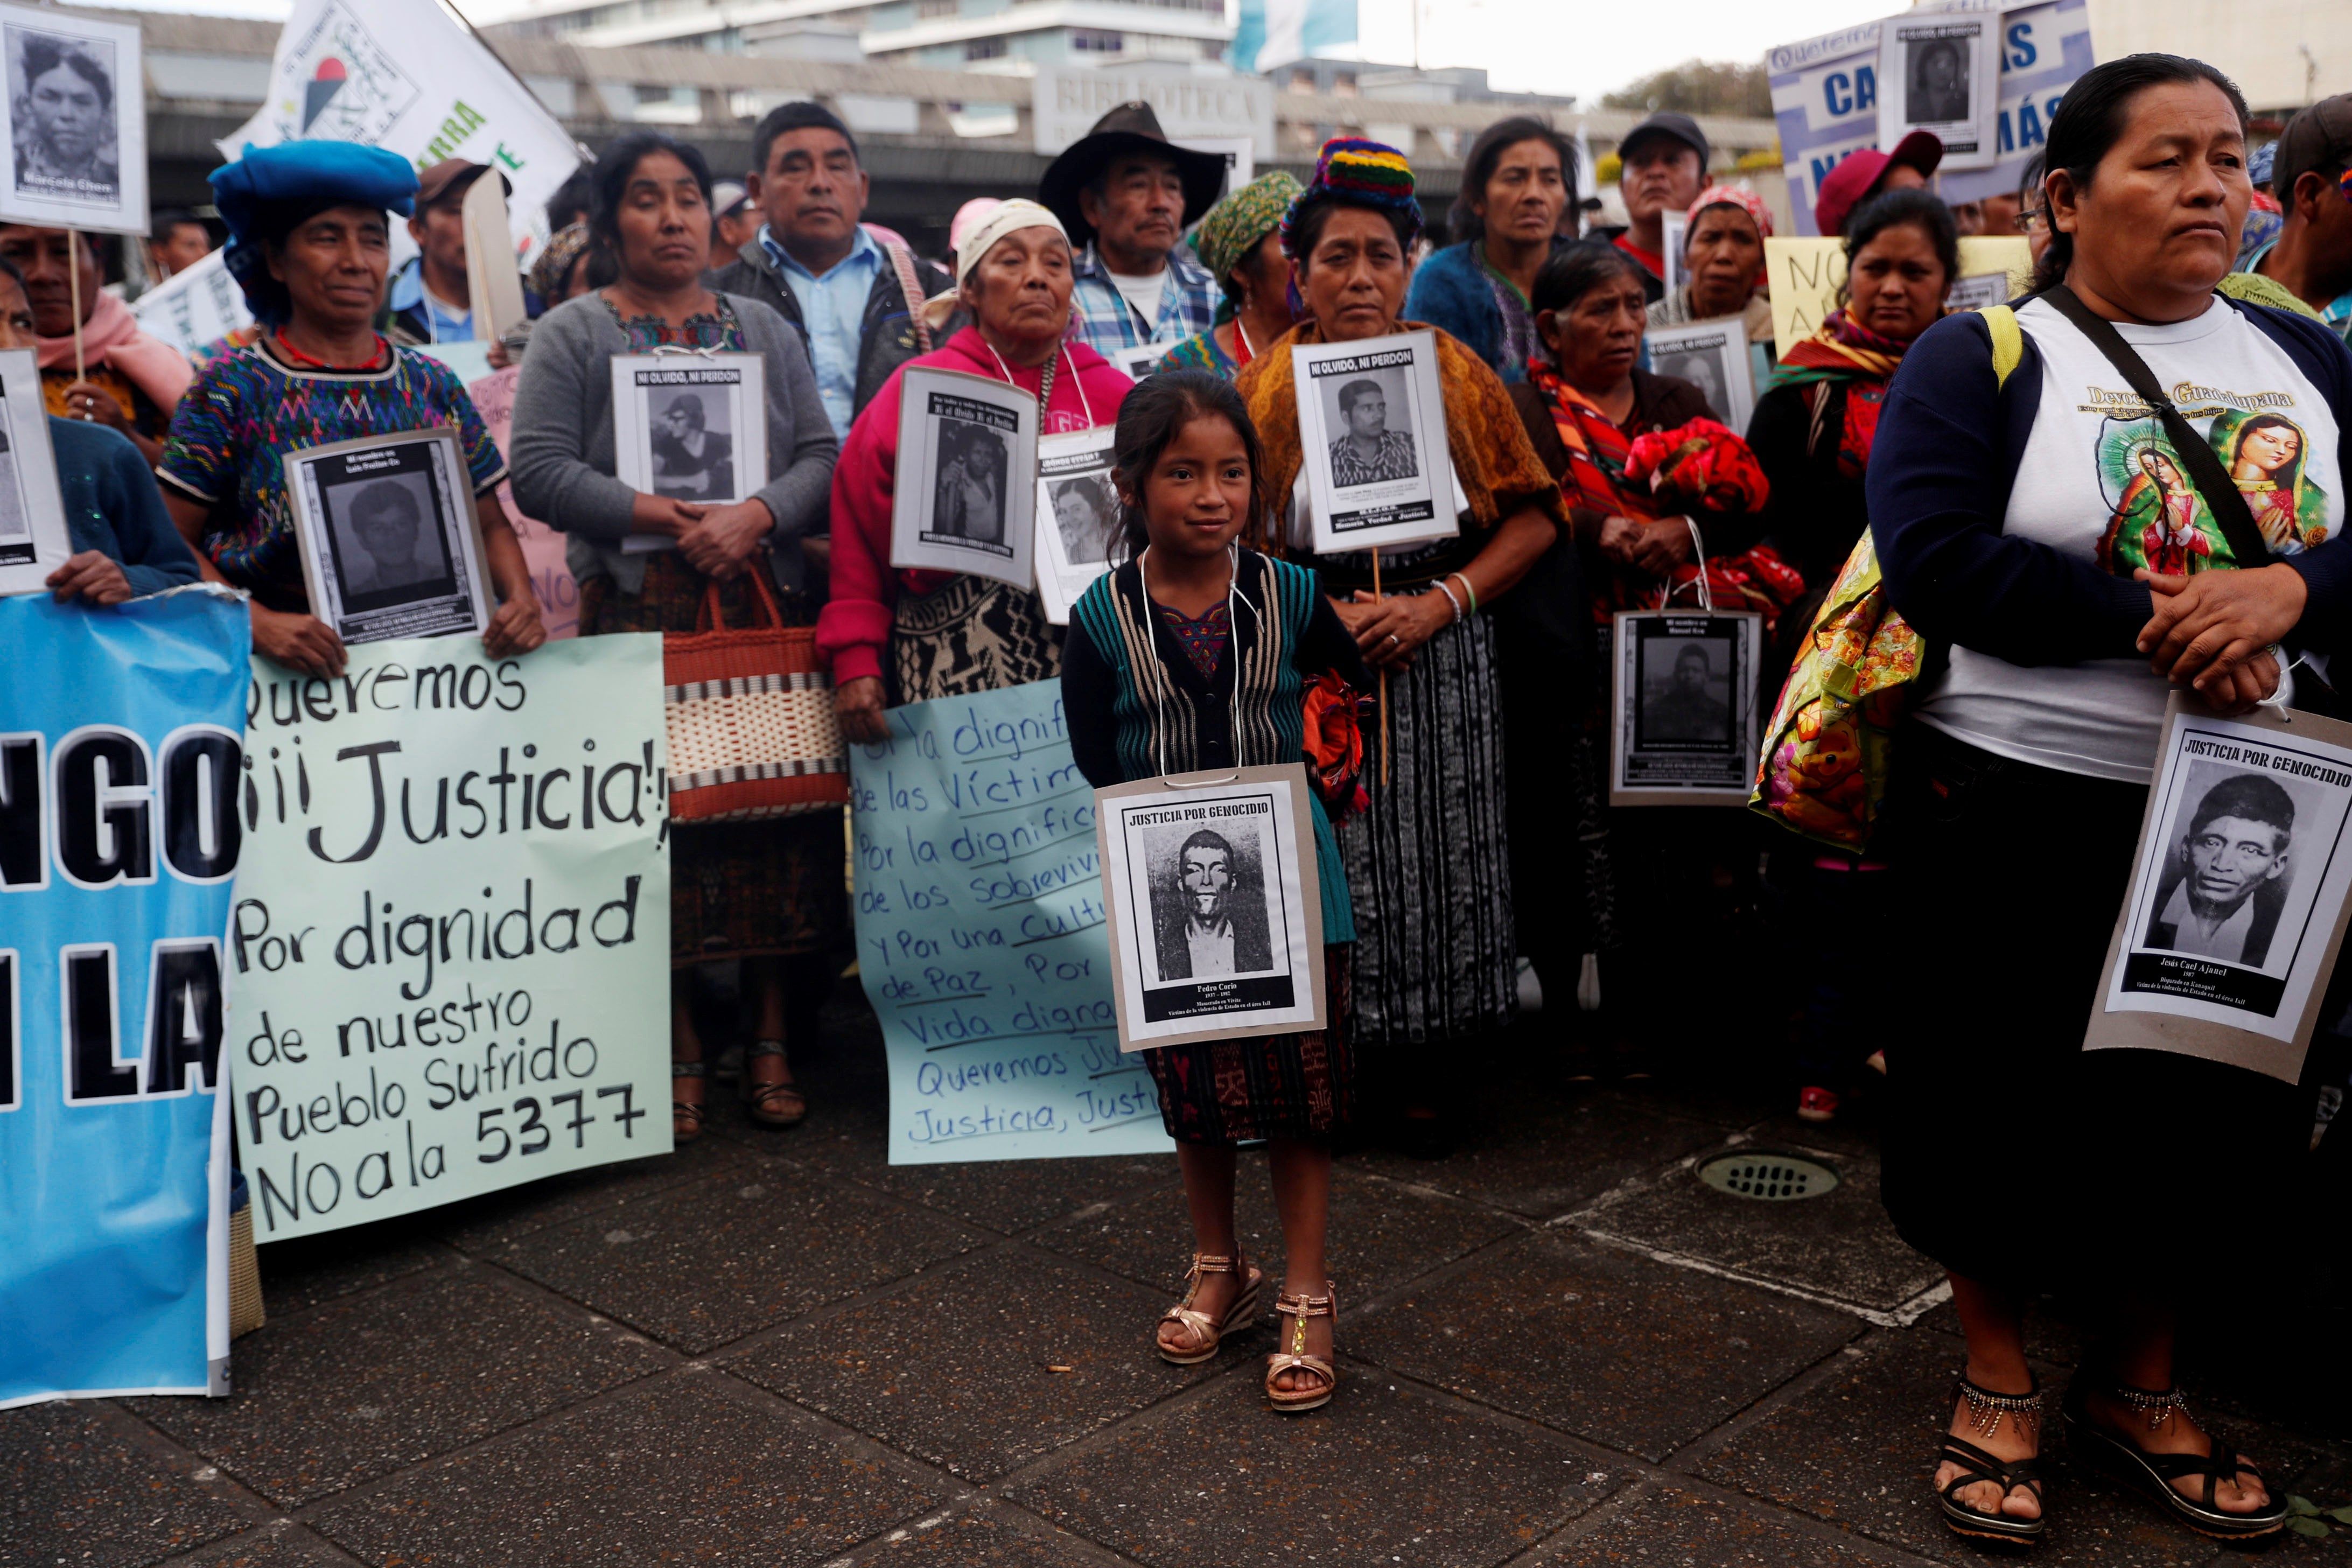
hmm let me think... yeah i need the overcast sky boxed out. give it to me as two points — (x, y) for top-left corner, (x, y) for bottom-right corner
(113, 0), (1895, 106)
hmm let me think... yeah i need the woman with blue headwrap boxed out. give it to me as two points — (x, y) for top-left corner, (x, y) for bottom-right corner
(156, 141), (544, 676)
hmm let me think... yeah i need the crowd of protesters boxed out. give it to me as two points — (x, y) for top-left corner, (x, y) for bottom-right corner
(27, 53), (2352, 1535)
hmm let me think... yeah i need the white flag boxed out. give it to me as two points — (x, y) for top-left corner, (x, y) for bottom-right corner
(219, 0), (578, 264)
(129, 249), (252, 359)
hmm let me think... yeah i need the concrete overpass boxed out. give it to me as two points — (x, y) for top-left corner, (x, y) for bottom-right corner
(114, 4), (1778, 251)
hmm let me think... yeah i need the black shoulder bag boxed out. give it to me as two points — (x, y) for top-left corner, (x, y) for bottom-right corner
(2040, 283), (2330, 709)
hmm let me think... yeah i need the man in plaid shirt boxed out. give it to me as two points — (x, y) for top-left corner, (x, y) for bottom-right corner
(1039, 102), (1228, 359)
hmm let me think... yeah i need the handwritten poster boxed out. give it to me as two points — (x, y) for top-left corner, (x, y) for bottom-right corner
(1765, 234), (2033, 348)
(848, 681), (1171, 1164)
(230, 634), (670, 1239)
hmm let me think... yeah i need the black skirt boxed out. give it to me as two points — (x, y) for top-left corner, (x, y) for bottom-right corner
(1877, 723), (2308, 1296)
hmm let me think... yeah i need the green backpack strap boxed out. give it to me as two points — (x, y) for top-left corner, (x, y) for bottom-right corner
(1979, 303), (2023, 389)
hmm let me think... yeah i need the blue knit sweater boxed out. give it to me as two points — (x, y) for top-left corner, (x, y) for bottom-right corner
(52, 416), (200, 596)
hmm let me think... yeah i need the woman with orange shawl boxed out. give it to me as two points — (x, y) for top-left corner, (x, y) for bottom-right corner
(1238, 139), (1562, 1140)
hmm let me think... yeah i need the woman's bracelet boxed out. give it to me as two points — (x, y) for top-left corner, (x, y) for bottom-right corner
(1448, 571), (1478, 614)
(1431, 577), (1464, 623)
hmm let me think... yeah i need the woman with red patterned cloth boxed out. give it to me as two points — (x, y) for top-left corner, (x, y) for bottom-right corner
(1508, 239), (1786, 1080)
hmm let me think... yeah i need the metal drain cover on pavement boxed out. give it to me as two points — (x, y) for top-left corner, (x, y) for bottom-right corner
(1698, 1151), (1839, 1201)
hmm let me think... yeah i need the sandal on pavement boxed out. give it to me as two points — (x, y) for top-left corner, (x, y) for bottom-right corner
(2063, 1381), (2289, 1541)
(1265, 1283), (1338, 1413)
(672, 1059), (706, 1143)
(742, 1038), (807, 1129)
(1157, 1252), (1262, 1366)
(1936, 1376), (2046, 1545)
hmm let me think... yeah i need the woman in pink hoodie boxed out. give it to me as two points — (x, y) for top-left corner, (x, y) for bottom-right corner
(819, 199), (1133, 738)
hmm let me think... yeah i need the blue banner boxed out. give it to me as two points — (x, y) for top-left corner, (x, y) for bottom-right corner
(848, 681), (1170, 1165)
(1, 587), (247, 1409)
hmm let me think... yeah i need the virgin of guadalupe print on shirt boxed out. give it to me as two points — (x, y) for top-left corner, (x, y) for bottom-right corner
(2093, 400), (2331, 579)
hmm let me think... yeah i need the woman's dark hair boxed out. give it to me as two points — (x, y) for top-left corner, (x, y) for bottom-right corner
(1284, 192), (1422, 270)
(1450, 117), (1576, 240)
(588, 130), (713, 267)
(1110, 370), (1268, 562)
(1841, 187), (1962, 297)
(2229, 413), (2305, 484)
(1530, 239), (1647, 316)
(2031, 53), (2249, 291)
(20, 36), (110, 109)
(0, 252), (28, 307)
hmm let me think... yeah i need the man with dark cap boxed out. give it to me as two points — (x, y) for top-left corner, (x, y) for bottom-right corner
(1037, 101), (1226, 355)
(2236, 95), (2352, 340)
(384, 157), (504, 345)
(712, 101), (949, 438)
(1601, 111), (1710, 302)
(1811, 129), (1942, 237)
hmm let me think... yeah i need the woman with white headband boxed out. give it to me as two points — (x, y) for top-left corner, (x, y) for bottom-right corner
(818, 198), (1136, 729)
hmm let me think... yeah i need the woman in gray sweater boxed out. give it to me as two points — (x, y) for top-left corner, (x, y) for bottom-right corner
(509, 130), (839, 1141)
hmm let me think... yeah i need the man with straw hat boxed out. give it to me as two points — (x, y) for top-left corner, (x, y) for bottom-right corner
(1038, 101), (1226, 356)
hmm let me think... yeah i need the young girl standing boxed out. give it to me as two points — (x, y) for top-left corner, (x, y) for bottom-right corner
(1063, 370), (1370, 1412)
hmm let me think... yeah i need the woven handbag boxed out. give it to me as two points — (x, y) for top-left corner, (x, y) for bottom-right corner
(663, 568), (847, 824)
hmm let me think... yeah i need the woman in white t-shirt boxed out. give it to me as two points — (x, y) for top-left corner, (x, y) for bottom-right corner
(1867, 54), (2352, 1547)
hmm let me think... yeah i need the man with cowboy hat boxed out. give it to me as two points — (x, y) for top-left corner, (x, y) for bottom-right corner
(1038, 101), (1227, 356)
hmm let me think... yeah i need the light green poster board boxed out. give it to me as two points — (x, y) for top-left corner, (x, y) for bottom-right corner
(231, 634), (672, 1239)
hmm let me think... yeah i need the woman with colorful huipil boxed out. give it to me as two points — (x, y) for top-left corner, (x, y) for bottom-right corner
(508, 130), (841, 1142)
(1237, 141), (1563, 1135)
(158, 140), (545, 680)
(1062, 370), (1369, 1411)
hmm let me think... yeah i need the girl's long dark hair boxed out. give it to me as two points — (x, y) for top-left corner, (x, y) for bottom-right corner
(2032, 53), (2248, 292)
(1111, 371), (1268, 563)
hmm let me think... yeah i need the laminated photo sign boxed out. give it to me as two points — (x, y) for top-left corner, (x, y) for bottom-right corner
(1096, 764), (1325, 1050)
(890, 365), (1038, 587)
(1609, 608), (1763, 806)
(1877, 6), (2000, 171)
(1035, 426), (1121, 625)
(612, 353), (766, 507)
(1114, 341), (1184, 381)
(2087, 694), (2352, 1084)
(286, 428), (489, 646)
(1291, 330), (1458, 555)
(0, 2), (146, 236)
(0, 347), (71, 596)
(1643, 317), (1755, 433)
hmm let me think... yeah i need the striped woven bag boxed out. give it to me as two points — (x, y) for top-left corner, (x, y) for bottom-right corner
(662, 570), (846, 824)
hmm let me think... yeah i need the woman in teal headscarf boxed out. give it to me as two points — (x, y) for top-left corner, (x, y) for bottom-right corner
(1153, 171), (1304, 380)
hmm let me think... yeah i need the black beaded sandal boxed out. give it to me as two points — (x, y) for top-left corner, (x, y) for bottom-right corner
(2062, 1381), (2289, 1541)
(742, 1039), (807, 1129)
(1936, 1377), (2047, 1544)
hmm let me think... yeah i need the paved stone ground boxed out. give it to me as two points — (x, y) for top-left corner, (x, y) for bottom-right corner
(8, 995), (2351, 1567)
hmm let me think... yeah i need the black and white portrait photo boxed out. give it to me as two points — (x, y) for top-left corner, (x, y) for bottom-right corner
(1639, 635), (1733, 748)
(2140, 768), (2305, 972)
(1907, 36), (1971, 125)
(611, 355), (765, 521)
(1655, 349), (1727, 423)
(1146, 825), (1276, 984)
(286, 429), (486, 645)
(649, 388), (734, 501)
(929, 416), (1009, 547)
(1047, 472), (1116, 566)
(1611, 610), (1758, 803)
(1324, 371), (1418, 488)
(890, 367), (1038, 585)
(6, 24), (116, 206)
(322, 471), (452, 605)
(0, 417), (24, 550)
